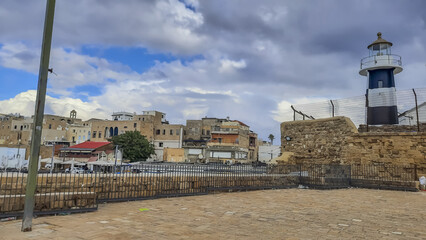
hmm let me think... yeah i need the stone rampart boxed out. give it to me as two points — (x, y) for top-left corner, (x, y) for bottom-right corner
(280, 117), (358, 164)
(280, 117), (425, 174)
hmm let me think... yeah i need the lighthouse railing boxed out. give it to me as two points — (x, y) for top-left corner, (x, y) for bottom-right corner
(360, 54), (402, 69)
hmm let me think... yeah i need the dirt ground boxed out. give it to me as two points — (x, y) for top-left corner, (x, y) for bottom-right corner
(0, 188), (425, 240)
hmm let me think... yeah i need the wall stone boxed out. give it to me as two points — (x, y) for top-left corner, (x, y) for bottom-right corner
(358, 123), (426, 133)
(280, 117), (358, 164)
(280, 117), (426, 174)
(343, 132), (426, 173)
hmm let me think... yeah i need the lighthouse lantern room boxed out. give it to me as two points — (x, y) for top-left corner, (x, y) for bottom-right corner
(360, 32), (403, 125)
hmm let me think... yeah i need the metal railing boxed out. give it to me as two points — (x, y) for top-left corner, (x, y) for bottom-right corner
(0, 163), (419, 218)
(360, 54), (402, 69)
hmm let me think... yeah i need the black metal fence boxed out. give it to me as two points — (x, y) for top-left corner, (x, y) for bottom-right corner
(0, 163), (419, 218)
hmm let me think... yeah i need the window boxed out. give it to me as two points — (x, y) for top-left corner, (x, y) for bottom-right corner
(134, 123), (137, 128)
(73, 129), (75, 133)
(163, 129), (166, 135)
(156, 129), (160, 135)
(14, 125), (17, 129)
(159, 142), (163, 147)
(93, 131), (97, 138)
(72, 136), (75, 143)
(176, 130), (180, 135)
(170, 130), (173, 135)
(48, 124), (52, 129)
(202, 129), (205, 135)
(99, 132), (102, 138)
(207, 130), (210, 135)
(124, 126), (127, 129)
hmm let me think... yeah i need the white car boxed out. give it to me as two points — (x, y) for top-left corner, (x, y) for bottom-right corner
(65, 167), (85, 174)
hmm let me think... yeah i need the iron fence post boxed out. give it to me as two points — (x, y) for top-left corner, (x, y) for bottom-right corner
(412, 89), (420, 132)
(291, 105), (296, 121)
(330, 100), (335, 117)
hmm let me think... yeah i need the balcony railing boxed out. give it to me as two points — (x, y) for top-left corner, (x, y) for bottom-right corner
(360, 54), (402, 70)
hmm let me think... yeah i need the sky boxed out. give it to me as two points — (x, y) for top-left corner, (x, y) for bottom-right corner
(0, 0), (425, 140)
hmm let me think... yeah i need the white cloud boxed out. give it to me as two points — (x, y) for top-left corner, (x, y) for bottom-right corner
(182, 105), (208, 119)
(219, 59), (247, 73)
(272, 97), (330, 123)
(0, 0), (207, 55)
(0, 90), (108, 120)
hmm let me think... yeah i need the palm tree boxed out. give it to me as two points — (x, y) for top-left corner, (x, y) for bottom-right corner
(268, 134), (275, 145)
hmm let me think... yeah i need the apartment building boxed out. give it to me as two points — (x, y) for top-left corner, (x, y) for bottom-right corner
(183, 117), (258, 164)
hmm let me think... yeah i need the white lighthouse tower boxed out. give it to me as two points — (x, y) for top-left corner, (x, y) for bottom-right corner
(360, 32), (403, 125)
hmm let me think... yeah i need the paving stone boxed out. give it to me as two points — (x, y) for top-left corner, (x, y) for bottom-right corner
(0, 189), (425, 240)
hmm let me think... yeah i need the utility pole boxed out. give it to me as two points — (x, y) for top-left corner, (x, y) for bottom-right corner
(21, 0), (56, 232)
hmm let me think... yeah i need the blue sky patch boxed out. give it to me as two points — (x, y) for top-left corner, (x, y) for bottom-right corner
(0, 66), (37, 100)
(69, 84), (103, 101)
(80, 46), (178, 73)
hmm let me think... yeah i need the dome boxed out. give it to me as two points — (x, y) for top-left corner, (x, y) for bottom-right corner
(367, 32), (392, 49)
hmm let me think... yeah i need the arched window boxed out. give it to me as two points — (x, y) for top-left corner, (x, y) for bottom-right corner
(114, 127), (118, 136)
(88, 131), (91, 140)
(105, 127), (108, 138)
(110, 127), (114, 137)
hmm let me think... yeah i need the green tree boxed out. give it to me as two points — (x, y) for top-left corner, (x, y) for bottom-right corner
(110, 131), (155, 162)
(268, 134), (275, 145)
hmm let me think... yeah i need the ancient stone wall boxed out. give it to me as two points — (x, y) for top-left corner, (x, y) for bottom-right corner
(358, 123), (426, 133)
(280, 117), (358, 164)
(280, 117), (425, 174)
(344, 132), (426, 173)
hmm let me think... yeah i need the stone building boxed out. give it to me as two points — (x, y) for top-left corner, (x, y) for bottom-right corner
(66, 122), (92, 145)
(163, 148), (185, 162)
(153, 123), (184, 161)
(88, 110), (184, 161)
(0, 112), (80, 146)
(182, 117), (259, 164)
(88, 111), (163, 143)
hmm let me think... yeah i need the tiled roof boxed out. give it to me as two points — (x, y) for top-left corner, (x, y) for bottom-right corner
(69, 141), (111, 150)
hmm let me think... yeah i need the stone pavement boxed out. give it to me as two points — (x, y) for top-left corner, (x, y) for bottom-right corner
(0, 188), (425, 239)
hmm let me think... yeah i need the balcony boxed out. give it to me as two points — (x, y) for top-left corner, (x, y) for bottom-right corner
(359, 54), (402, 76)
(211, 130), (239, 134)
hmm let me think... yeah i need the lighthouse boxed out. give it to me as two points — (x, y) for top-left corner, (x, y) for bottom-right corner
(360, 32), (403, 125)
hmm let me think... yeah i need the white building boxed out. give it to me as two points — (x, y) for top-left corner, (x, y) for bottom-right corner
(112, 112), (134, 121)
(258, 145), (281, 163)
(398, 102), (426, 125)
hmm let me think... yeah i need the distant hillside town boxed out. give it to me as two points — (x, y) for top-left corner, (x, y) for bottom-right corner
(0, 110), (277, 166)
